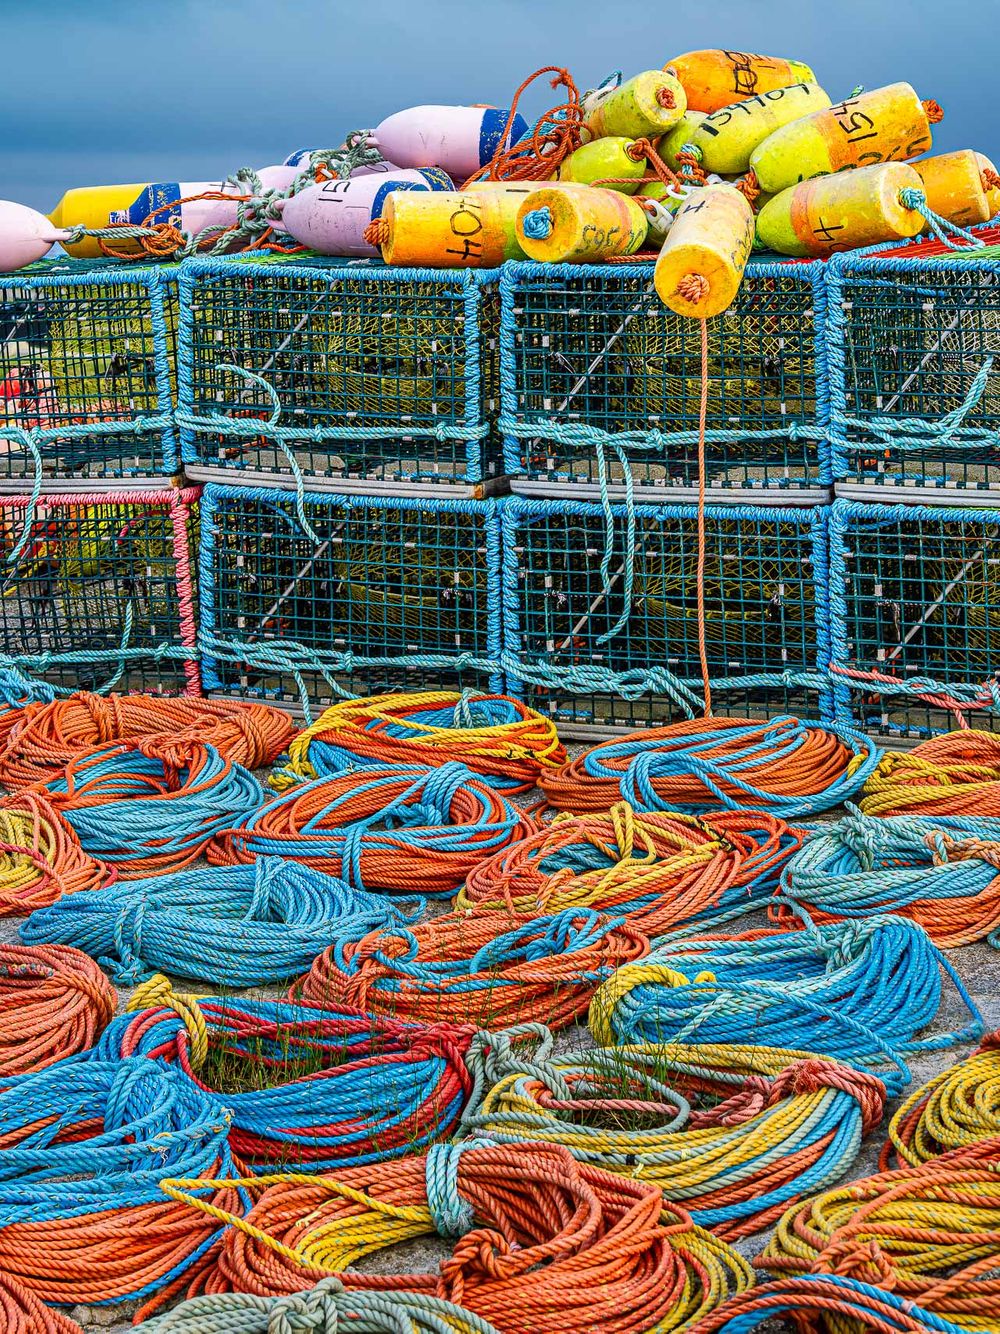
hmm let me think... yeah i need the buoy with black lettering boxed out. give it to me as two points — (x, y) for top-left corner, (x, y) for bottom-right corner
(369, 183), (550, 267)
(749, 84), (942, 194)
(516, 184), (649, 262)
(653, 183), (755, 317)
(550, 138), (648, 193)
(912, 150), (996, 229)
(657, 111), (707, 170)
(665, 51), (816, 113)
(273, 169), (453, 257)
(583, 71), (687, 140)
(690, 82), (832, 174)
(0, 201), (72, 272)
(370, 106), (529, 181)
(756, 162), (925, 256)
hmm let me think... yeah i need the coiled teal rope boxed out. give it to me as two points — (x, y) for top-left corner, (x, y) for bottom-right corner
(20, 856), (421, 987)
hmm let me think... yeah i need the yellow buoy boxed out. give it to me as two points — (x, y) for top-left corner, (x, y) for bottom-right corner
(658, 111), (707, 170)
(756, 162), (925, 257)
(976, 152), (1000, 218)
(550, 138), (647, 194)
(583, 71), (687, 141)
(749, 83), (940, 194)
(690, 83), (832, 175)
(516, 185), (649, 263)
(665, 51), (816, 114)
(49, 183), (151, 257)
(373, 184), (549, 267)
(653, 184), (755, 317)
(913, 150), (994, 228)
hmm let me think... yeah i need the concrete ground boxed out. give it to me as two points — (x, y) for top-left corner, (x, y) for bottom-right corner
(3, 759), (999, 1330)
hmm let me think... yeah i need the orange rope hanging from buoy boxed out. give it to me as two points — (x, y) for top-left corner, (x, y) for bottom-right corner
(0, 943), (116, 1077)
(462, 66), (585, 185)
(0, 791), (110, 917)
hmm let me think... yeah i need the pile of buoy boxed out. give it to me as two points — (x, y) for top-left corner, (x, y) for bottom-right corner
(0, 48), (995, 322)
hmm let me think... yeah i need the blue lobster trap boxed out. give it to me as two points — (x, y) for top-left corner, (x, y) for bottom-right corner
(178, 257), (503, 495)
(501, 495), (832, 733)
(828, 251), (1000, 495)
(0, 486), (200, 694)
(0, 257), (178, 485)
(198, 483), (503, 711)
(499, 259), (830, 500)
(829, 498), (1000, 737)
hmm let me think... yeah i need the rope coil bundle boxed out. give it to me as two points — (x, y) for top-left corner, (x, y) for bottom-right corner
(589, 916), (982, 1095)
(21, 856), (420, 988)
(0, 1055), (235, 1306)
(96, 981), (477, 1171)
(457, 802), (800, 933)
(161, 1140), (753, 1332)
(0, 1271), (83, 1334)
(539, 716), (880, 819)
(0, 943), (116, 1077)
(43, 737), (263, 878)
(294, 906), (649, 1030)
(0, 790), (110, 917)
(757, 1151), (1000, 1330)
(462, 1028), (886, 1240)
(686, 1274), (981, 1334)
(775, 806), (1000, 947)
(859, 731), (1000, 818)
(273, 691), (566, 795)
(882, 1031), (1000, 1169)
(143, 1278), (502, 1334)
(0, 693), (295, 791)
(210, 763), (535, 897)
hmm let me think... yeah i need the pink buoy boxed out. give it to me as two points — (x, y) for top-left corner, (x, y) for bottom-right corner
(273, 168), (453, 257)
(0, 201), (71, 272)
(371, 106), (529, 180)
(112, 165), (304, 235)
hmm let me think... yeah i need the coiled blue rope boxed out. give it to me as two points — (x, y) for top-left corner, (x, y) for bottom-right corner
(43, 740), (263, 875)
(88, 995), (476, 1173)
(778, 805), (1000, 948)
(20, 856), (422, 987)
(590, 914), (982, 1095)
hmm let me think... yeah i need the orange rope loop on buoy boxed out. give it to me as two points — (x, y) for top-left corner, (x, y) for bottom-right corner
(922, 99), (945, 123)
(462, 66), (584, 185)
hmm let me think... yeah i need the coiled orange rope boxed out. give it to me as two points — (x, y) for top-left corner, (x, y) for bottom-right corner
(0, 944), (116, 1077)
(272, 690), (565, 795)
(882, 1031), (1000, 1169)
(0, 1271), (83, 1334)
(456, 803), (799, 934)
(859, 731), (1000, 818)
(293, 907), (649, 1029)
(162, 1141), (753, 1331)
(0, 693), (295, 791)
(0, 791), (110, 916)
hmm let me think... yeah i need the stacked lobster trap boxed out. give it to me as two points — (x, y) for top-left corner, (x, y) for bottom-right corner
(826, 248), (1000, 738)
(182, 256), (507, 708)
(0, 255), (201, 694)
(498, 259), (834, 734)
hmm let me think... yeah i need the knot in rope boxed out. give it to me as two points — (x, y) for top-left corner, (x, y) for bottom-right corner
(521, 205), (553, 239)
(922, 98), (945, 123)
(127, 972), (210, 1069)
(266, 1277), (346, 1334)
(928, 830), (1000, 871)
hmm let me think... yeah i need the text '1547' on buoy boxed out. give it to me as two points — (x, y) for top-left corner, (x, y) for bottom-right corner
(689, 82), (832, 175)
(653, 184), (754, 318)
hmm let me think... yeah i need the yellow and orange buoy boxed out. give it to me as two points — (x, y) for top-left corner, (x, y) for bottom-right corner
(749, 83), (941, 193)
(583, 70), (687, 140)
(664, 50), (816, 113)
(690, 82), (832, 175)
(756, 162), (926, 257)
(550, 138), (648, 193)
(371, 183), (548, 266)
(653, 183), (754, 317)
(913, 149), (997, 228)
(516, 185), (649, 263)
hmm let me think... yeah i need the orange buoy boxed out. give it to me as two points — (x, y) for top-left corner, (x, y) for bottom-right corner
(913, 149), (995, 228)
(665, 50), (816, 113)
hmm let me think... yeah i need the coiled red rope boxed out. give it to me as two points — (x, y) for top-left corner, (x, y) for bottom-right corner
(0, 944), (116, 1077)
(0, 1271), (83, 1334)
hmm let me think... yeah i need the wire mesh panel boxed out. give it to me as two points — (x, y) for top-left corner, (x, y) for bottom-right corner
(500, 259), (828, 498)
(502, 496), (831, 732)
(0, 486), (199, 693)
(829, 254), (1000, 493)
(198, 484), (503, 709)
(178, 257), (501, 493)
(0, 257), (177, 483)
(829, 499), (1000, 737)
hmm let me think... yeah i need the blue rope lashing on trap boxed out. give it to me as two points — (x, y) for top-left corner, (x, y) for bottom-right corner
(20, 856), (423, 987)
(589, 913), (982, 1096)
(89, 994), (477, 1173)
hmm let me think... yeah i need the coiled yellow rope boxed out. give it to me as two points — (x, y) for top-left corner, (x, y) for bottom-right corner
(882, 1032), (1000, 1168)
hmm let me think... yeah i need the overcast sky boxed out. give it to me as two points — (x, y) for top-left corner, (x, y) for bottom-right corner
(0, 0), (993, 211)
